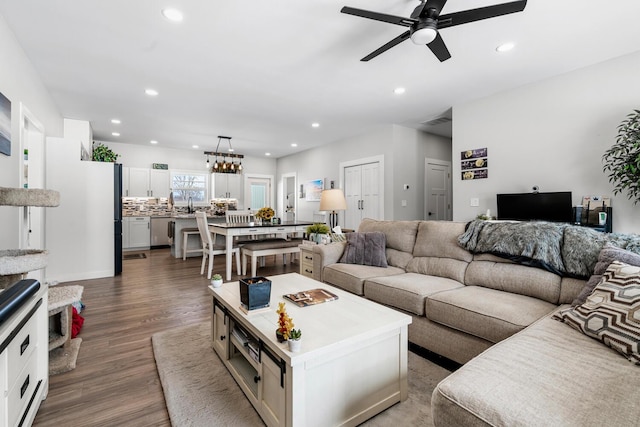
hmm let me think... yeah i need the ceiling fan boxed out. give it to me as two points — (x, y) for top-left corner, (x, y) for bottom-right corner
(341, 0), (527, 62)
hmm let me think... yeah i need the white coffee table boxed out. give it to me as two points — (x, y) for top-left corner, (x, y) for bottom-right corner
(209, 273), (411, 427)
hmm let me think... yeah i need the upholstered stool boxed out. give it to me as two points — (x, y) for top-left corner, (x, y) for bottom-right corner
(48, 285), (83, 374)
(182, 228), (202, 260)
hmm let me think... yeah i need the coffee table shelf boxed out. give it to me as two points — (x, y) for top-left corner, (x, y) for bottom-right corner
(209, 273), (411, 427)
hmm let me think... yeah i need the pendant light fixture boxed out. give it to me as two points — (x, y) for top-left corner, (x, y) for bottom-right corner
(204, 136), (244, 174)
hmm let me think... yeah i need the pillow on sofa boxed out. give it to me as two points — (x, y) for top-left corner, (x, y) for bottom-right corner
(555, 261), (640, 364)
(572, 245), (640, 306)
(339, 232), (388, 268)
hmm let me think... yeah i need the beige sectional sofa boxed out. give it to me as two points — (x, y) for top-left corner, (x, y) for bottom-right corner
(311, 218), (640, 426)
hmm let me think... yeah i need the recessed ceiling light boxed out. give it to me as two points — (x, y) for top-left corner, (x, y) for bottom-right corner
(291, 143), (298, 147)
(192, 145), (199, 149)
(161, 8), (183, 22)
(150, 140), (158, 144)
(496, 42), (515, 53)
(145, 88), (159, 96)
(265, 152), (271, 156)
(394, 87), (406, 95)
(111, 119), (121, 124)
(311, 123), (320, 128)
(112, 132), (120, 137)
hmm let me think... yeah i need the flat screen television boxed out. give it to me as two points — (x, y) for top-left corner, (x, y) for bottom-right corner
(496, 191), (573, 223)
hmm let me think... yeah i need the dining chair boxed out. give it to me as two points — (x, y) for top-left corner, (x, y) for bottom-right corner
(195, 211), (241, 279)
(225, 210), (254, 224)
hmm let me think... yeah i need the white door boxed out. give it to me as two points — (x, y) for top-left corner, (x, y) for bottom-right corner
(424, 159), (452, 220)
(19, 105), (45, 282)
(129, 217), (150, 248)
(246, 176), (272, 211)
(149, 169), (170, 198)
(129, 168), (150, 196)
(343, 161), (382, 230)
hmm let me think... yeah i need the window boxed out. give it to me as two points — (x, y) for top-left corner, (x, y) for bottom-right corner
(171, 170), (209, 204)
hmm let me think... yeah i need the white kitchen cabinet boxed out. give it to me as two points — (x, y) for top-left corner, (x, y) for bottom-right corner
(149, 169), (170, 198)
(128, 168), (150, 197)
(123, 168), (170, 198)
(213, 173), (242, 199)
(123, 217), (150, 250)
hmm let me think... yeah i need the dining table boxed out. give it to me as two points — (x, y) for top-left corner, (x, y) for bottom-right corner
(209, 220), (313, 280)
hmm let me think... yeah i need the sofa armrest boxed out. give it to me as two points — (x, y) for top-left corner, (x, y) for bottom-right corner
(312, 242), (346, 282)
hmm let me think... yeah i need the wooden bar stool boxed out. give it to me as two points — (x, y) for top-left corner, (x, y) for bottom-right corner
(182, 227), (202, 260)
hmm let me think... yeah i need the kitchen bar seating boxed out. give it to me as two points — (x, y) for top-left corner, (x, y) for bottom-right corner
(195, 212), (241, 279)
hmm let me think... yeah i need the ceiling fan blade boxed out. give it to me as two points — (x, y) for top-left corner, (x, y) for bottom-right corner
(427, 32), (451, 62)
(341, 6), (415, 27)
(361, 31), (411, 61)
(437, 0), (527, 29)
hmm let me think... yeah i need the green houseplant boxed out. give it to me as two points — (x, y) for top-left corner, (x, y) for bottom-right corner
(603, 109), (640, 204)
(92, 142), (120, 162)
(306, 223), (330, 243)
(211, 273), (223, 288)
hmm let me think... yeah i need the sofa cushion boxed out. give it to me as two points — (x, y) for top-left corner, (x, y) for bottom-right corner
(413, 221), (473, 262)
(386, 248), (414, 270)
(406, 257), (468, 284)
(339, 232), (388, 267)
(464, 260), (561, 304)
(432, 313), (640, 427)
(426, 286), (557, 343)
(363, 273), (463, 316)
(572, 245), (640, 306)
(322, 263), (405, 295)
(555, 261), (640, 364)
(357, 218), (419, 254)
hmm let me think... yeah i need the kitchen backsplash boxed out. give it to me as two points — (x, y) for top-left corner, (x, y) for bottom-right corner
(122, 197), (238, 217)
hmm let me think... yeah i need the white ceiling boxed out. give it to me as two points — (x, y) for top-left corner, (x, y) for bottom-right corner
(1, 0), (640, 158)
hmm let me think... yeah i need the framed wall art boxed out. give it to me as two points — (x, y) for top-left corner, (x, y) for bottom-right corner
(461, 147), (488, 180)
(305, 178), (324, 201)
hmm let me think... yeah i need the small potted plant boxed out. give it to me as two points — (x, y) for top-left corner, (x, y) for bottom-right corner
(211, 273), (223, 288)
(288, 328), (302, 352)
(306, 223), (330, 243)
(276, 302), (294, 342)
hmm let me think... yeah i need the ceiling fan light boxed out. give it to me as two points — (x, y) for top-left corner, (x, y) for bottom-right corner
(411, 27), (437, 45)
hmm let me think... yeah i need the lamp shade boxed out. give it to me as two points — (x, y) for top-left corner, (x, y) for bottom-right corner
(319, 189), (347, 211)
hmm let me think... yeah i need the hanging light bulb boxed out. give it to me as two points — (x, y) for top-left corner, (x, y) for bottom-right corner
(238, 160), (243, 171)
(230, 161), (235, 171)
(213, 156), (218, 170)
(222, 157), (227, 170)
(206, 155), (210, 168)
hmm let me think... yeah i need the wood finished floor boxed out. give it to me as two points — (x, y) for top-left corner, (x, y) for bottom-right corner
(33, 248), (298, 427)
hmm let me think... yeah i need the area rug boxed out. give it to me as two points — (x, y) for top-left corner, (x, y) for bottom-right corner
(152, 322), (451, 427)
(123, 253), (146, 260)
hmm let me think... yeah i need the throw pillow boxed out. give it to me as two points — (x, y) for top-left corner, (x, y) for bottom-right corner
(555, 261), (640, 364)
(572, 245), (640, 306)
(339, 232), (388, 268)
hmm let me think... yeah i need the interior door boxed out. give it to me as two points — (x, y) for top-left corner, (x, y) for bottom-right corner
(246, 176), (271, 211)
(361, 162), (379, 221)
(344, 165), (362, 230)
(425, 159), (452, 220)
(19, 105), (45, 282)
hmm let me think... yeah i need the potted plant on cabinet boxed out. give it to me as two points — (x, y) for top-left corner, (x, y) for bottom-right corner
(603, 109), (640, 204)
(92, 142), (120, 162)
(211, 273), (223, 288)
(306, 223), (330, 244)
(288, 328), (302, 352)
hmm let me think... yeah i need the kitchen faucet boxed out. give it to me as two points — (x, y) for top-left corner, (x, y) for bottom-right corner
(188, 196), (194, 213)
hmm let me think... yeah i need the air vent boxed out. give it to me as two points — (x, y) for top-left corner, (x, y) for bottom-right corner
(422, 116), (452, 126)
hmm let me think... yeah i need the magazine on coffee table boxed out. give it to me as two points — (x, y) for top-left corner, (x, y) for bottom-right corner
(283, 288), (339, 307)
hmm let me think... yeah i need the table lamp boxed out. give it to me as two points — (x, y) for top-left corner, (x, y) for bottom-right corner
(319, 189), (347, 230)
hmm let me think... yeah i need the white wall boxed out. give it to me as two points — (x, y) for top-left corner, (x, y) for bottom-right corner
(276, 125), (451, 223)
(453, 50), (640, 234)
(0, 14), (63, 250)
(46, 137), (114, 282)
(103, 140), (277, 175)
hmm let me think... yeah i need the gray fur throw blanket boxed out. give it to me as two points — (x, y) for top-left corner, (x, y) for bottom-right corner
(458, 220), (640, 278)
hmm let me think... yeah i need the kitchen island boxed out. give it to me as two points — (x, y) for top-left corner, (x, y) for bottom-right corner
(170, 214), (227, 259)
